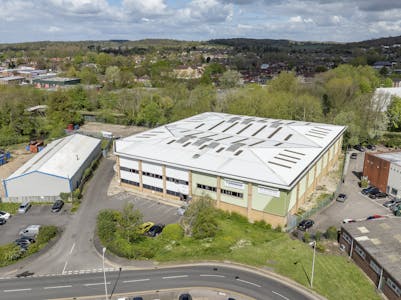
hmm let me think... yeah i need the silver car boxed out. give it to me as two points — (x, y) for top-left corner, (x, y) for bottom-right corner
(18, 201), (31, 214)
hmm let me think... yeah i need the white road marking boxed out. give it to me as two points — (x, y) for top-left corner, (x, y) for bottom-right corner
(236, 279), (261, 287)
(44, 285), (72, 290)
(62, 261), (68, 275)
(162, 275), (188, 279)
(84, 282), (110, 287)
(62, 242), (76, 274)
(4, 288), (32, 292)
(69, 242), (75, 255)
(272, 291), (290, 300)
(199, 274), (225, 278)
(123, 278), (150, 283)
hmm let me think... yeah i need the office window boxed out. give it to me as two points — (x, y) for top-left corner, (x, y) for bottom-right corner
(221, 189), (243, 198)
(342, 232), (352, 244)
(197, 183), (216, 192)
(166, 177), (188, 185)
(143, 184), (163, 193)
(120, 166), (139, 173)
(370, 260), (381, 275)
(142, 171), (163, 180)
(355, 245), (366, 260)
(387, 278), (401, 296)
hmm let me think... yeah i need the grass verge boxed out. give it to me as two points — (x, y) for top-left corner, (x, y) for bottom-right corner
(0, 225), (58, 268)
(0, 202), (20, 214)
(98, 211), (380, 300)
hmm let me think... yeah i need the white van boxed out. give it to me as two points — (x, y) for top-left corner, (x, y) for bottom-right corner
(19, 225), (41, 237)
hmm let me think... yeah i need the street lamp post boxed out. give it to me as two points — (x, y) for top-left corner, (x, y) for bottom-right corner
(311, 241), (316, 288)
(102, 247), (108, 300)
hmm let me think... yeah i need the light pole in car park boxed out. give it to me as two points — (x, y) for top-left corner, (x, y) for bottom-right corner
(102, 247), (108, 300)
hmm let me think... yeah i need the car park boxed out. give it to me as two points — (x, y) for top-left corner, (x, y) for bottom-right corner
(369, 192), (387, 199)
(18, 201), (32, 214)
(0, 211), (11, 220)
(0, 218), (6, 225)
(384, 199), (401, 208)
(297, 219), (314, 231)
(51, 200), (64, 212)
(350, 153), (357, 159)
(336, 193), (347, 202)
(362, 186), (377, 195)
(146, 224), (165, 237)
(138, 222), (154, 234)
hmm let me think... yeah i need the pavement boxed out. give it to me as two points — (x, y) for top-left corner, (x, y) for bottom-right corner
(312, 150), (391, 232)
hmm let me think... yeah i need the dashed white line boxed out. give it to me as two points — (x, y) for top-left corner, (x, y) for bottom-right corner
(123, 278), (150, 283)
(199, 274), (225, 278)
(162, 275), (188, 279)
(236, 279), (261, 287)
(272, 291), (290, 300)
(44, 285), (72, 290)
(84, 282), (110, 287)
(4, 288), (32, 292)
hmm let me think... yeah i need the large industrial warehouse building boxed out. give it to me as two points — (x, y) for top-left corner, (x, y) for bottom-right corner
(3, 134), (101, 199)
(115, 112), (346, 226)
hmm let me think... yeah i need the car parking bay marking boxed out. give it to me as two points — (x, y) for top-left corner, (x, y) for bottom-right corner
(162, 275), (188, 279)
(123, 278), (150, 283)
(44, 285), (72, 290)
(236, 279), (261, 287)
(272, 290), (290, 300)
(200, 274), (225, 278)
(4, 288), (32, 292)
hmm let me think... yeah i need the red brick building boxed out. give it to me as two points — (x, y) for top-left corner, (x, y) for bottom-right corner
(339, 219), (401, 300)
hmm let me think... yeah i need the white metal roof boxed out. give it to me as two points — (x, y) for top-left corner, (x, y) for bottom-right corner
(115, 112), (346, 189)
(375, 151), (401, 167)
(8, 134), (101, 180)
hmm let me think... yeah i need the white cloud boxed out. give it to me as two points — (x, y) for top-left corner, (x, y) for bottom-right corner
(123, 0), (168, 16)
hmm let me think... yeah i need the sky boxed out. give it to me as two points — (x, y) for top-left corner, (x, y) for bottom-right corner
(1, 0), (401, 43)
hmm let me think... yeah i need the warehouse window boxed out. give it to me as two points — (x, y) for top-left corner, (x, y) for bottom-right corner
(166, 177), (189, 185)
(167, 190), (181, 197)
(370, 260), (381, 275)
(120, 166), (139, 173)
(121, 179), (139, 187)
(355, 245), (366, 259)
(387, 278), (401, 297)
(143, 184), (163, 193)
(391, 188), (398, 196)
(342, 232), (352, 244)
(142, 171), (163, 180)
(197, 183), (216, 192)
(221, 189), (243, 198)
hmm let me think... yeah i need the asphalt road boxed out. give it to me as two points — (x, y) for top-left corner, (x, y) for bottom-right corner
(0, 265), (314, 300)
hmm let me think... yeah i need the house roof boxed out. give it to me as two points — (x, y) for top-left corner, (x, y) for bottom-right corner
(7, 134), (101, 180)
(343, 218), (401, 285)
(115, 112), (346, 189)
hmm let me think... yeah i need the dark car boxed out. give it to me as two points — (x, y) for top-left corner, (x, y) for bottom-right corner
(15, 237), (35, 247)
(0, 218), (6, 225)
(369, 192), (387, 199)
(146, 224), (165, 237)
(384, 199), (401, 208)
(51, 200), (64, 212)
(350, 153), (357, 159)
(366, 144), (376, 151)
(362, 186), (378, 195)
(336, 193), (347, 202)
(354, 145), (366, 152)
(368, 189), (381, 197)
(297, 219), (314, 231)
(179, 294), (192, 300)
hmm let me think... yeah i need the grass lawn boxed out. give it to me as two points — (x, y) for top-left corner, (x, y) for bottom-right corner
(0, 202), (20, 214)
(121, 215), (380, 300)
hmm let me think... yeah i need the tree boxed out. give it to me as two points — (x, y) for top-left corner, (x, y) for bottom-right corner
(105, 66), (121, 89)
(219, 70), (242, 88)
(387, 96), (401, 131)
(117, 203), (143, 243)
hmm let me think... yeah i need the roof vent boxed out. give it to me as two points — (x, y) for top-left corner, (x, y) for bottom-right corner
(193, 154), (200, 159)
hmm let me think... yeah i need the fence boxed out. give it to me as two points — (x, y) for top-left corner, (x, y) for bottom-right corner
(1, 195), (60, 203)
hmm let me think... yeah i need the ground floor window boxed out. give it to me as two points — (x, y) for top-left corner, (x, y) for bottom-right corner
(342, 232), (352, 244)
(355, 245), (366, 260)
(387, 278), (401, 296)
(121, 179), (139, 186)
(143, 184), (163, 193)
(370, 260), (381, 275)
(391, 187), (398, 196)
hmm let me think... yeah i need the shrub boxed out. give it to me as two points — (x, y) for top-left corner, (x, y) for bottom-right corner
(162, 224), (184, 240)
(36, 226), (57, 244)
(314, 231), (322, 242)
(325, 226), (338, 240)
(360, 176), (369, 188)
(59, 192), (70, 202)
(303, 232), (311, 243)
(97, 209), (118, 243)
(254, 220), (272, 230)
(193, 210), (219, 239)
(274, 225), (282, 232)
(316, 242), (326, 253)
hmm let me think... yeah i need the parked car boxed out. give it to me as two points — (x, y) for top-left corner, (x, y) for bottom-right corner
(343, 218), (356, 224)
(384, 199), (401, 208)
(179, 294), (192, 300)
(0, 218), (6, 225)
(361, 186), (377, 195)
(18, 201), (31, 214)
(369, 192), (387, 199)
(391, 203), (401, 213)
(367, 214), (384, 220)
(354, 145), (366, 152)
(366, 144), (376, 151)
(0, 211), (11, 220)
(297, 219), (314, 231)
(51, 200), (64, 212)
(138, 222), (154, 234)
(177, 205), (187, 216)
(19, 225), (41, 237)
(336, 193), (347, 202)
(368, 189), (381, 197)
(146, 224), (165, 237)
(350, 153), (358, 159)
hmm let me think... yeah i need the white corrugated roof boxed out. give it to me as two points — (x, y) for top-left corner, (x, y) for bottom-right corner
(8, 134), (101, 180)
(375, 151), (401, 166)
(115, 112), (346, 189)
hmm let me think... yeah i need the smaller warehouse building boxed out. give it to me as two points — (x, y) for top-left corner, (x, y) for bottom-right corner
(3, 134), (101, 199)
(33, 77), (80, 89)
(340, 219), (401, 300)
(363, 151), (401, 197)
